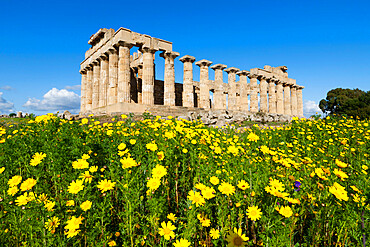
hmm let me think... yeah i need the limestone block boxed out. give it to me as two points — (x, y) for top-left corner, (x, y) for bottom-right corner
(118, 43), (133, 103)
(276, 81), (284, 114)
(283, 83), (291, 116)
(259, 76), (268, 113)
(236, 70), (249, 112)
(248, 74), (258, 112)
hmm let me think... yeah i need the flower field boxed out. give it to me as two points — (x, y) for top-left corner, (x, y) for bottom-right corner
(0, 114), (369, 246)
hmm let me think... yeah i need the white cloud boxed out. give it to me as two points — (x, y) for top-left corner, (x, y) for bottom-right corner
(23, 88), (80, 113)
(0, 85), (13, 91)
(303, 100), (322, 117)
(0, 92), (15, 113)
(65, 85), (81, 91)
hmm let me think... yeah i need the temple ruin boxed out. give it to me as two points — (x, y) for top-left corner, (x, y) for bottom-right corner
(79, 27), (304, 117)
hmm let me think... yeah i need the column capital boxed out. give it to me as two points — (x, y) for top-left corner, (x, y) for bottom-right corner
(248, 73), (258, 79)
(139, 46), (158, 54)
(257, 75), (267, 81)
(210, 64), (227, 71)
(92, 60), (100, 66)
(236, 70), (250, 76)
(179, 55), (196, 63)
(118, 41), (134, 49)
(100, 53), (109, 60)
(79, 69), (87, 74)
(160, 51), (180, 59)
(296, 85), (305, 89)
(107, 47), (118, 54)
(224, 67), (240, 74)
(86, 65), (93, 71)
(195, 59), (213, 67)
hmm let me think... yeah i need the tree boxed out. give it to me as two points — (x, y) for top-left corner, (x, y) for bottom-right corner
(319, 88), (370, 119)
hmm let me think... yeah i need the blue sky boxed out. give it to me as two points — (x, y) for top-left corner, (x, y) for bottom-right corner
(0, 0), (369, 116)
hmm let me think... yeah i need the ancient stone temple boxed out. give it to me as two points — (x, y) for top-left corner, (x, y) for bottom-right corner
(79, 27), (304, 117)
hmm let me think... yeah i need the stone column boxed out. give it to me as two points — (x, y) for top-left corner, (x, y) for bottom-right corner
(118, 42), (133, 103)
(80, 69), (87, 113)
(268, 78), (277, 113)
(137, 64), (143, 104)
(85, 66), (93, 111)
(283, 83), (291, 115)
(225, 67), (240, 111)
(141, 47), (157, 105)
(179, 55), (196, 107)
(290, 85), (297, 116)
(108, 48), (118, 105)
(236, 70), (249, 112)
(161, 51), (180, 106)
(297, 85), (304, 117)
(276, 80), (284, 114)
(195, 59), (213, 109)
(99, 54), (109, 108)
(92, 60), (100, 109)
(259, 76), (268, 113)
(248, 74), (259, 112)
(210, 64), (227, 110)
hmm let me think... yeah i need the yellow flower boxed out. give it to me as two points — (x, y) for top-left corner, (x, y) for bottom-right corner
(65, 216), (83, 238)
(335, 159), (348, 168)
(68, 180), (84, 194)
(81, 118), (88, 124)
(44, 201), (55, 211)
(147, 177), (161, 191)
(333, 168), (348, 181)
(157, 151), (165, 161)
(167, 213), (177, 222)
(0, 167), (4, 174)
(120, 157), (138, 169)
(15, 194), (29, 206)
(66, 200), (75, 206)
(20, 178), (37, 191)
(202, 187), (216, 200)
(72, 159), (89, 169)
(118, 143), (126, 150)
(97, 179), (116, 193)
(210, 176), (219, 185)
(80, 200), (92, 211)
(329, 182), (349, 201)
(146, 142), (158, 151)
(237, 180), (250, 190)
(79, 171), (94, 183)
(182, 148), (188, 153)
(45, 216), (60, 233)
(173, 238), (191, 247)
(187, 190), (205, 207)
(218, 182), (236, 196)
(89, 166), (98, 173)
(7, 186), (19, 196)
(246, 205), (262, 221)
(30, 152), (46, 166)
(226, 228), (249, 247)
(210, 228), (220, 239)
(129, 139), (136, 145)
(108, 240), (117, 246)
(81, 154), (90, 160)
(278, 206), (293, 218)
(8, 175), (22, 187)
(152, 164), (167, 178)
(247, 132), (259, 142)
(158, 221), (176, 240)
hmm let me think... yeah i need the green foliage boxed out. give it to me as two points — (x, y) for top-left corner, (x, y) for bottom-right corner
(0, 114), (369, 246)
(319, 88), (370, 119)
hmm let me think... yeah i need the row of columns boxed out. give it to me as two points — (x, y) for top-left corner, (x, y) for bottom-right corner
(81, 49), (303, 117)
(178, 57), (304, 116)
(80, 43), (179, 112)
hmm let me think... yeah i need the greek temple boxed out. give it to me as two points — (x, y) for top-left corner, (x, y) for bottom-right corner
(79, 27), (304, 117)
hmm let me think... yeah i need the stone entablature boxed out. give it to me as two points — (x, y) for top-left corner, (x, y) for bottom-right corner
(80, 27), (305, 117)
